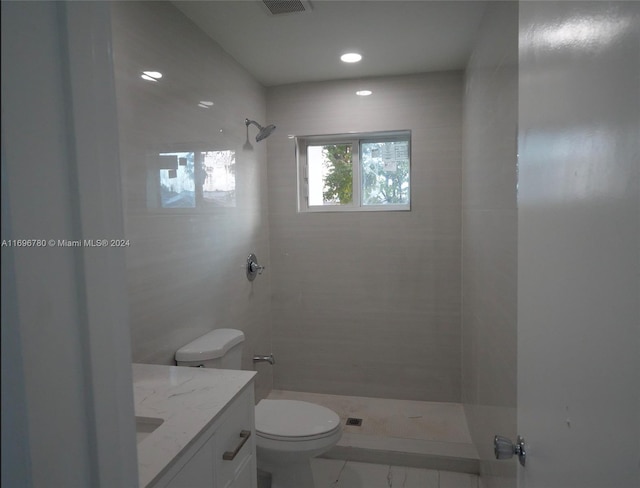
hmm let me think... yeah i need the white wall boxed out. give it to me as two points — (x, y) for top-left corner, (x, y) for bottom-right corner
(111, 2), (274, 400)
(267, 73), (463, 402)
(461, 3), (518, 487)
(1, 120), (32, 487)
(1, 2), (137, 486)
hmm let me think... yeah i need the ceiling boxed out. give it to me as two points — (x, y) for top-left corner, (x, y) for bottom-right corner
(173, 0), (488, 87)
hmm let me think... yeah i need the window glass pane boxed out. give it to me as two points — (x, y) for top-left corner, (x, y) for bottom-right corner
(201, 150), (236, 207)
(159, 152), (195, 208)
(307, 143), (353, 205)
(361, 140), (410, 205)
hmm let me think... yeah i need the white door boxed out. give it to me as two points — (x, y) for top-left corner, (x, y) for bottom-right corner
(517, 1), (639, 487)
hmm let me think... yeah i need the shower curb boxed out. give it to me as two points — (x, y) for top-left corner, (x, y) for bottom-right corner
(322, 432), (480, 475)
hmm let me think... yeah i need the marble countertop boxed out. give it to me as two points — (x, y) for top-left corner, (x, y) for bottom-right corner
(132, 363), (256, 488)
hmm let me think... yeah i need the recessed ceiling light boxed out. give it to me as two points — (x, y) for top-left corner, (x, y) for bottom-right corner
(340, 52), (362, 63)
(141, 71), (162, 82)
(356, 90), (372, 96)
(198, 103), (210, 108)
(199, 100), (214, 106)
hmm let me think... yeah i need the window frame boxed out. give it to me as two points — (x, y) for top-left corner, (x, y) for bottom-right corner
(296, 130), (411, 213)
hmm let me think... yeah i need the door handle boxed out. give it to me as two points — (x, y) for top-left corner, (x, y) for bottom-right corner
(494, 435), (526, 467)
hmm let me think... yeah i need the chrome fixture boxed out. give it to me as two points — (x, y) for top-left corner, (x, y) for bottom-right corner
(494, 435), (526, 467)
(253, 354), (275, 365)
(261, 0), (312, 16)
(245, 118), (276, 142)
(246, 253), (265, 281)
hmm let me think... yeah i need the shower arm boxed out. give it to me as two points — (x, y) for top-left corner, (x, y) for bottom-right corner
(245, 118), (262, 130)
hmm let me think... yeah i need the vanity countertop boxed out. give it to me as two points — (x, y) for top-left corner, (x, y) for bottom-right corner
(132, 363), (256, 488)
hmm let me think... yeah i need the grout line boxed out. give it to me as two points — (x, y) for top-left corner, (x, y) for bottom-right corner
(332, 459), (348, 488)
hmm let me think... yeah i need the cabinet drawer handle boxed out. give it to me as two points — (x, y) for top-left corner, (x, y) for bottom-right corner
(222, 430), (251, 461)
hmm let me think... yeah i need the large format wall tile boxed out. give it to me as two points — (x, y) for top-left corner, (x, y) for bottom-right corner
(111, 1), (273, 399)
(267, 72), (463, 402)
(461, 3), (518, 487)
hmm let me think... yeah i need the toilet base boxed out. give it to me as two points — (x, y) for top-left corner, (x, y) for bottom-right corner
(262, 460), (315, 488)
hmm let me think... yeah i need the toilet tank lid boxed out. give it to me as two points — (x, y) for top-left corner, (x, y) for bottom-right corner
(175, 328), (245, 362)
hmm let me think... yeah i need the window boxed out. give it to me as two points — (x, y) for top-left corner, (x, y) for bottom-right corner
(297, 131), (410, 212)
(152, 150), (236, 209)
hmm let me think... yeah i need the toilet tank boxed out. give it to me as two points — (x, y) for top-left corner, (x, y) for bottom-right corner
(175, 328), (245, 369)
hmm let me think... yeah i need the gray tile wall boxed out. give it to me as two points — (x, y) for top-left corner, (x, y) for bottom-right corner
(266, 72), (463, 402)
(111, 2), (273, 400)
(461, 3), (518, 487)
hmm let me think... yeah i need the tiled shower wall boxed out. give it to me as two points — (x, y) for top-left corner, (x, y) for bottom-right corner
(461, 3), (518, 487)
(111, 2), (273, 399)
(266, 73), (463, 402)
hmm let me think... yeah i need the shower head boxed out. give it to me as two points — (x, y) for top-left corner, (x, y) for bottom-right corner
(256, 123), (276, 142)
(245, 118), (276, 142)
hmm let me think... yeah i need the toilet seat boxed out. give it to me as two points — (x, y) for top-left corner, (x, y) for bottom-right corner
(255, 400), (341, 442)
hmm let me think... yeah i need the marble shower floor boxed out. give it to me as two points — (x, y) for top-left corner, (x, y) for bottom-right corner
(267, 390), (479, 474)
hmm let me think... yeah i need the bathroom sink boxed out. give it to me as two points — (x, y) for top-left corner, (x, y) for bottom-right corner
(136, 416), (164, 444)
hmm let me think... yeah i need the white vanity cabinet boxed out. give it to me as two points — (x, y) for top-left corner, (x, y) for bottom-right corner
(164, 438), (215, 487)
(133, 364), (257, 488)
(212, 386), (255, 488)
(155, 386), (256, 488)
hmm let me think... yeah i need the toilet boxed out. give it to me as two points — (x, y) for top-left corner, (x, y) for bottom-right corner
(175, 329), (342, 488)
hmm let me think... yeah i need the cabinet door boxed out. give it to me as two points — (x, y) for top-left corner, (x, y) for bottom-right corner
(225, 458), (255, 488)
(165, 437), (214, 488)
(214, 388), (256, 488)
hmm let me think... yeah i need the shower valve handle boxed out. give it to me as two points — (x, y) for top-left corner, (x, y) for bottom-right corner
(246, 253), (265, 281)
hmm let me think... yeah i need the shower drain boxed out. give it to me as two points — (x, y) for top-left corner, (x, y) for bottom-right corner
(346, 417), (363, 426)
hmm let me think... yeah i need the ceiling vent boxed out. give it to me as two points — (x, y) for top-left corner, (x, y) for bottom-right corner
(261, 0), (312, 16)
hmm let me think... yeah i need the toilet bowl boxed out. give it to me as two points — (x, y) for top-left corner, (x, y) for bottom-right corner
(175, 329), (342, 488)
(255, 399), (342, 488)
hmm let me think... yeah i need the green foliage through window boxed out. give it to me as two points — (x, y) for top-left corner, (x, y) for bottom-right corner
(361, 140), (410, 205)
(322, 144), (353, 204)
